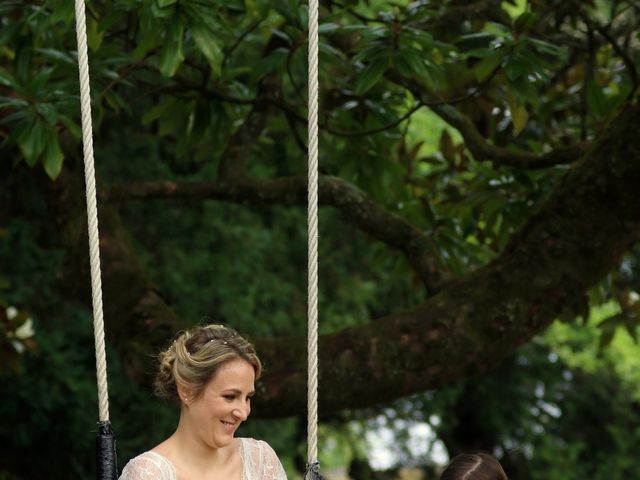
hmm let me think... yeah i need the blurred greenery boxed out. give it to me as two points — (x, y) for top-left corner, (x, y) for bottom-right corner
(2, 0), (640, 478)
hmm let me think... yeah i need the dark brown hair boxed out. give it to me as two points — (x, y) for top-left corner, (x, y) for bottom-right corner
(440, 453), (508, 480)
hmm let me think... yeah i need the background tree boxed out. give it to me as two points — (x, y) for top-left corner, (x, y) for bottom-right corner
(2, 0), (640, 478)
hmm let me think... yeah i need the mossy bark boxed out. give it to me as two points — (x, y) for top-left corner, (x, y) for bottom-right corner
(52, 103), (640, 418)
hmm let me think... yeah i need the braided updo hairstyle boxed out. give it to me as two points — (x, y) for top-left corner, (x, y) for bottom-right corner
(440, 453), (508, 480)
(155, 324), (262, 405)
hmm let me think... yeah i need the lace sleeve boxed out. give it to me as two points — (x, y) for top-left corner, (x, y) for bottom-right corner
(241, 438), (288, 480)
(259, 440), (288, 480)
(119, 452), (173, 480)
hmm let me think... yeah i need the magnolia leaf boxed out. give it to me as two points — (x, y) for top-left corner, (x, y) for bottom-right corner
(133, 10), (160, 59)
(354, 60), (387, 95)
(159, 16), (185, 77)
(87, 16), (104, 52)
(142, 97), (179, 125)
(439, 130), (456, 164)
(17, 120), (47, 166)
(514, 11), (537, 33)
(250, 48), (288, 84)
(42, 128), (64, 179)
(49, 0), (75, 25)
(190, 20), (223, 76)
(35, 48), (75, 65)
(586, 81), (608, 117)
(35, 103), (58, 125)
(505, 55), (527, 81)
(473, 53), (502, 82)
(506, 89), (528, 134)
(59, 115), (82, 139)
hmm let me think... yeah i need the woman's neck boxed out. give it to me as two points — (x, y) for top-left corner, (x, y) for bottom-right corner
(154, 412), (238, 476)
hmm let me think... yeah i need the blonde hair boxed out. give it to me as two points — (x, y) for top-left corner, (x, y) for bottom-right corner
(155, 324), (262, 404)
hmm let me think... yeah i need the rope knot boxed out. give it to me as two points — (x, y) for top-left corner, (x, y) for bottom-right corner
(304, 461), (324, 480)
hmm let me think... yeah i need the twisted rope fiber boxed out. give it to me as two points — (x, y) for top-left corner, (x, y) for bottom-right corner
(74, 0), (110, 423)
(307, 0), (320, 475)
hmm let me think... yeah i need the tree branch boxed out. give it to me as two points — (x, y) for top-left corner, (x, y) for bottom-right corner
(386, 73), (590, 169)
(58, 102), (640, 418)
(103, 175), (450, 292)
(429, 103), (589, 169)
(252, 100), (640, 417)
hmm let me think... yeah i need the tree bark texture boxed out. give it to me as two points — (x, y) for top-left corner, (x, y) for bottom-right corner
(51, 102), (640, 418)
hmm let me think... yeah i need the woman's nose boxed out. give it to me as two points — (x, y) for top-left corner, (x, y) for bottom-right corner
(233, 403), (249, 421)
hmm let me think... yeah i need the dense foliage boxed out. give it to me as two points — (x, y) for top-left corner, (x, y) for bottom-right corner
(2, 0), (640, 478)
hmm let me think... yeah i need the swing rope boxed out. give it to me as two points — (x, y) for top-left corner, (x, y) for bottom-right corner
(74, 0), (320, 476)
(305, 0), (322, 475)
(73, 0), (117, 478)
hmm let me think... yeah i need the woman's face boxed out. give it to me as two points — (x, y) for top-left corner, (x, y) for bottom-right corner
(186, 358), (255, 449)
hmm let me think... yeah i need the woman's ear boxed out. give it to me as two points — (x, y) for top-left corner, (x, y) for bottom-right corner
(177, 384), (194, 406)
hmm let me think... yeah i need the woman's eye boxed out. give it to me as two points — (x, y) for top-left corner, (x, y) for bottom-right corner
(224, 395), (235, 401)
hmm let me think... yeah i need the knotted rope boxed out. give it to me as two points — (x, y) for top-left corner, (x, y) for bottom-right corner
(73, 0), (116, 478)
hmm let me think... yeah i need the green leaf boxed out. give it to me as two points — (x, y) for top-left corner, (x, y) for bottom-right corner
(133, 10), (160, 59)
(455, 32), (496, 47)
(189, 20), (223, 76)
(394, 48), (430, 81)
(318, 23), (341, 34)
(504, 55), (527, 81)
(156, 0), (177, 8)
(586, 81), (608, 117)
(0, 96), (28, 109)
(506, 88), (528, 134)
(142, 96), (179, 125)
(158, 100), (193, 136)
(624, 318), (638, 342)
(87, 16), (104, 52)
(0, 68), (17, 88)
(514, 11), (537, 33)
(42, 128), (64, 179)
(525, 37), (565, 57)
(159, 16), (185, 77)
(59, 115), (82, 139)
(465, 48), (499, 59)
(473, 52), (503, 82)
(250, 48), (288, 84)
(439, 129), (456, 164)
(354, 59), (388, 95)
(30, 68), (53, 94)
(35, 48), (75, 65)
(35, 103), (58, 125)
(17, 120), (47, 166)
(50, 0), (75, 25)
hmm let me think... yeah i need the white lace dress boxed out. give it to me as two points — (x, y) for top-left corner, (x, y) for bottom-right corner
(119, 438), (287, 480)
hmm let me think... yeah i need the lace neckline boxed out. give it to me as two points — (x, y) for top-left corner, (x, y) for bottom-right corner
(147, 438), (246, 480)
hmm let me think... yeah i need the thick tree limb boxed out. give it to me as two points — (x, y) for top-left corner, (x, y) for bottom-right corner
(103, 175), (450, 292)
(251, 102), (640, 417)
(46, 166), (187, 380)
(57, 102), (640, 419)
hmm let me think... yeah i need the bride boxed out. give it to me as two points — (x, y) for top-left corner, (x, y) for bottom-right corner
(120, 324), (287, 480)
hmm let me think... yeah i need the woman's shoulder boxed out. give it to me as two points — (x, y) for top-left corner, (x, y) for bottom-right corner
(119, 451), (176, 480)
(239, 438), (287, 479)
(239, 437), (279, 457)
